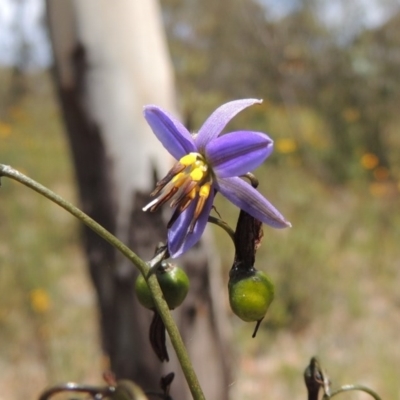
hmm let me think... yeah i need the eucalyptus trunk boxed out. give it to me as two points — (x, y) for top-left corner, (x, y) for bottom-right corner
(46, 1), (231, 399)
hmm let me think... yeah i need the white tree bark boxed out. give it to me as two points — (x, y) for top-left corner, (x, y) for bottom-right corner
(49, 0), (175, 237)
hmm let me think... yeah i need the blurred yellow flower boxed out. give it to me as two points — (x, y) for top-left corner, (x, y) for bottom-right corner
(361, 153), (379, 170)
(30, 288), (51, 314)
(276, 138), (297, 154)
(0, 122), (12, 138)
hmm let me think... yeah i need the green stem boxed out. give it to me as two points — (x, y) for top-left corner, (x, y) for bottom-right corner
(208, 215), (235, 245)
(328, 385), (382, 400)
(0, 164), (205, 400)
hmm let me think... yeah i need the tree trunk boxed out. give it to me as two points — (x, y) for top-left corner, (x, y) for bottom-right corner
(46, 1), (231, 399)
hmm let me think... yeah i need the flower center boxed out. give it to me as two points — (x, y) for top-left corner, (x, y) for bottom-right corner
(143, 152), (213, 232)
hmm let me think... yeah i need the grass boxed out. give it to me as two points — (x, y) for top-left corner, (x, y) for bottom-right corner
(1, 69), (400, 400)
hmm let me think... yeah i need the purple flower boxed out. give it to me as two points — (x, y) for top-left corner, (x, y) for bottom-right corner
(143, 99), (291, 258)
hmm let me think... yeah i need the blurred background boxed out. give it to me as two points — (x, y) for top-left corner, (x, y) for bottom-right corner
(1, 0), (400, 399)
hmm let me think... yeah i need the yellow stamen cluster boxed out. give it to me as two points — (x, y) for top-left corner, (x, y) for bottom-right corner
(143, 153), (213, 232)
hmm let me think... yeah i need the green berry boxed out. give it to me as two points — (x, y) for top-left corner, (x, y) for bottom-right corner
(228, 267), (274, 322)
(111, 380), (147, 400)
(135, 262), (189, 310)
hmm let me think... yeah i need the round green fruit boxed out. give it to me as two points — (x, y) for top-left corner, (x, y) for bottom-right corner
(135, 262), (189, 310)
(228, 268), (274, 322)
(111, 380), (147, 400)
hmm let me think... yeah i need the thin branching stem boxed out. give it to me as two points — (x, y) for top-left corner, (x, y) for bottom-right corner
(0, 164), (205, 400)
(328, 385), (382, 400)
(208, 215), (235, 245)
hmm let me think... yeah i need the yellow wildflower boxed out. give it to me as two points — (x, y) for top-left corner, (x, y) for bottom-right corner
(361, 153), (379, 170)
(30, 289), (51, 314)
(276, 138), (297, 154)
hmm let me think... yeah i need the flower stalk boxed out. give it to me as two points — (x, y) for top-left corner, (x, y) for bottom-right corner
(207, 215), (236, 245)
(0, 164), (206, 400)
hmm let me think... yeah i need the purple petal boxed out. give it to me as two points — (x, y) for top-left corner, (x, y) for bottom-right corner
(195, 99), (263, 151)
(168, 191), (215, 258)
(206, 131), (273, 178)
(168, 203), (196, 258)
(217, 177), (291, 229)
(144, 106), (196, 160)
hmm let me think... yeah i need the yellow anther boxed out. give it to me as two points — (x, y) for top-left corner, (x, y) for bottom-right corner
(189, 182), (213, 233)
(188, 187), (196, 200)
(199, 182), (211, 198)
(172, 172), (185, 184)
(190, 167), (204, 182)
(144, 150), (214, 226)
(179, 153), (197, 166)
